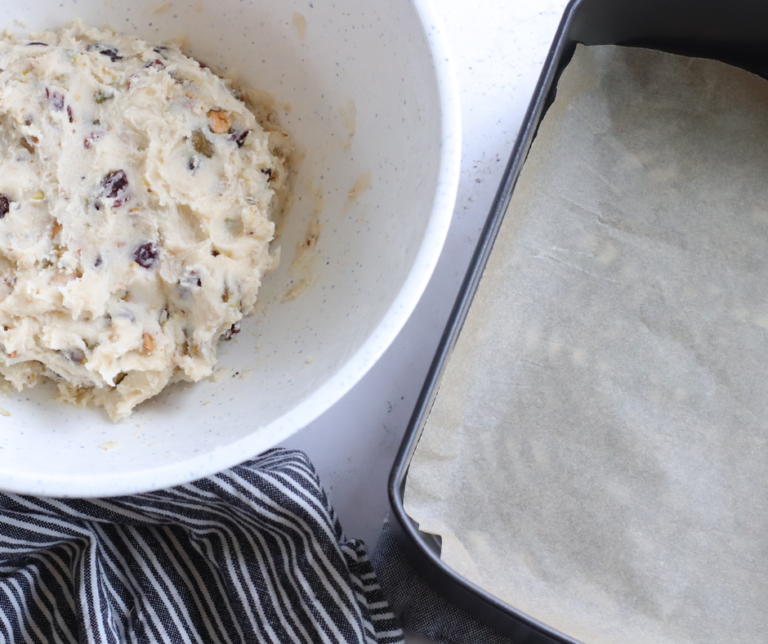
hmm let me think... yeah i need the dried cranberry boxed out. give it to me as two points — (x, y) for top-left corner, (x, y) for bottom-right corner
(66, 348), (85, 364)
(94, 256), (102, 267)
(0, 195), (9, 219)
(84, 131), (105, 149)
(133, 242), (158, 269)
(26, 42), (48, 46)
(192, 56), (210, 71)
(145, 59), (165, 70)
(179, 269), (202, 291)
(102, 170), (128, 198)
(97, 46), (122, 62)
(100, 170), (129, 206)
(261, 168), (273, 179)
(45, 88), (65, 111)
(67, 105), (74, 123)
(230, 129), (250, 148)
(153, 46), (168, 57)
(222, 322), (240, 340)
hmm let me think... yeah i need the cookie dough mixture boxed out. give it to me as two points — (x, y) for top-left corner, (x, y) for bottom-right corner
(0, 20), (290, 420)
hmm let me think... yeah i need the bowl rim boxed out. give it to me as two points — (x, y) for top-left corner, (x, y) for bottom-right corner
(0, 0), (462, 497)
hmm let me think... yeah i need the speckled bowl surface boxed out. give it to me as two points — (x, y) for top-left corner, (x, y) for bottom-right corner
(0, 0), (460, 495)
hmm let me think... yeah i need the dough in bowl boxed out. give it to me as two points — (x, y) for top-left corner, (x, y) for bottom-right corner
(0, 20), (290, 420)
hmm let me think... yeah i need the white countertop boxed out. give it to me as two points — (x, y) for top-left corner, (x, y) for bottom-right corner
(280, 0), (569, 636)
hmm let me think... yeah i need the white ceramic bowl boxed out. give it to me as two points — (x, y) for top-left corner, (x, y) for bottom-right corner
(0, 0), (460, 496)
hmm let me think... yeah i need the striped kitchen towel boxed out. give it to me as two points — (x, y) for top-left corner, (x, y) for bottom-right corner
(0, 447), (404, 644)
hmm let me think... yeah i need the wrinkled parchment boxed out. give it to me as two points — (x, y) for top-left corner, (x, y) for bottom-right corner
(404, 45), (768, 644)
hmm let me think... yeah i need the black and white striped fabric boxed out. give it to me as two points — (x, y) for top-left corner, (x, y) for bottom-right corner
(0, 448), (404, 644)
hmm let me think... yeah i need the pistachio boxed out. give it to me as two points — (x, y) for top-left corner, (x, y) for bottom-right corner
(191, 129), (214, 158)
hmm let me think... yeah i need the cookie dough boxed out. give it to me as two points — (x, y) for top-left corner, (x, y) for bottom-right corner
(0, 20), (290, 420)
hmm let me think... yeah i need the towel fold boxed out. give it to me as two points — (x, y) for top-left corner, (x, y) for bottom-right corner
(0, 448), (403, 644)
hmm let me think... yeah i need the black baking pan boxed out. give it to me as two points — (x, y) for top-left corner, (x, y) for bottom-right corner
(388, 0), (768, 641)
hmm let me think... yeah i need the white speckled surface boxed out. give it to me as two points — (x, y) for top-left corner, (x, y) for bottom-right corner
(278, 1), (569, 638)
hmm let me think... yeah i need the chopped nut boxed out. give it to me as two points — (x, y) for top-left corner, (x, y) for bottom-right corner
(51, 220), (62, 239)
(191, 129), (214, 158)
(113, 372), (127, 385)
(208, 109), (232, 134)
(20, 136), (37, 153)
(143, 332), (155, 353)
(32, 190), (44, 200)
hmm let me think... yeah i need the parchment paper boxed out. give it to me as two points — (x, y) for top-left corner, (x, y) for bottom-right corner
(404, 45), (768, 644)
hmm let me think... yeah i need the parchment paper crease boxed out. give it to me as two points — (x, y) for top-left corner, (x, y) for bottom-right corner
(404, 44), (768, 644)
